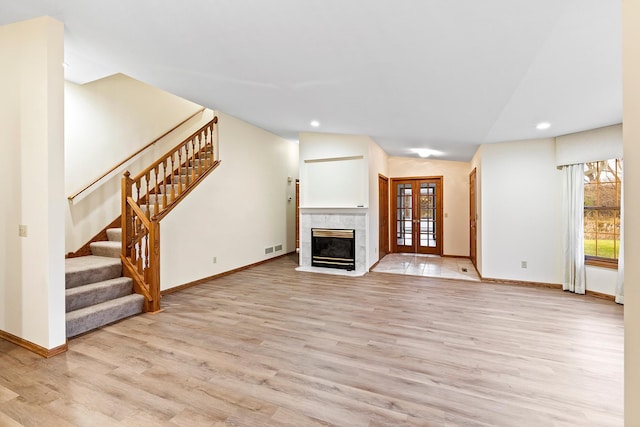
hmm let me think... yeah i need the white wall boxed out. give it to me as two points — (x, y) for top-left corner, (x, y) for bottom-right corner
(368, 141), (389, 266)
(555, 124), (623, 166)
(0, 17), (65, 350)
(470, 147), (483, 275)
(479, 138), (564, 284)
(65, 74), (205, 252)
(298, 132), (372, 208)
(623, 0), (640, 422)
(160, 112), (299, 290)
(387, 157), (470, 257)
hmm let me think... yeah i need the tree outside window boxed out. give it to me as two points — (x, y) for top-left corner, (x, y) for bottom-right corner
(584, 159), (621, 266)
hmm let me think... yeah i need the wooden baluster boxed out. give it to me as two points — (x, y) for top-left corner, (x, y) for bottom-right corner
(161, 159), (168, 209)
(190, 138), (197, 184)
(202, 130), (209, 168)
(196, 133), (202, 173)
(202, 128), (209, 168)
(145, 172), (151, 218)
(208, 124), (214, 164)
(197, 131), (203, 169)
(213, 116), (218, 162)
(169, 153), (176, 203)
(135, 180), (141, 207)
(122, 171), (132, 260)
(144, 229), (150, 283)
(153, 165), (160, 215)
(177, 147), (183, 196)
(132, 216), (140, 273)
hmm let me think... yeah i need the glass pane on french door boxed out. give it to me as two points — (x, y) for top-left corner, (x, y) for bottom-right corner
(420, 182), (437, 248)
(396, 183), (413, 246)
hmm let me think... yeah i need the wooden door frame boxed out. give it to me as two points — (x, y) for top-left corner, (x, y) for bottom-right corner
(378, 174), (389, 260)
(390, 176), (443, 255)
(295, 179), (300, 250)
(469, 168), (477, 269)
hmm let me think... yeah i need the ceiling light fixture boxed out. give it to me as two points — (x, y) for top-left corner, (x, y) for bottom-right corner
(412, 148), (442, 158)
(536, 122), (551, 130)
(310, 120), (320, 127)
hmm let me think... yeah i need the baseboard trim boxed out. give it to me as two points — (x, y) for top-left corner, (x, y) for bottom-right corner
(481, 277), (616, 301)
(481, 276), (563, 290)
(0, 330), (68, 358)
(161, 251), (296, 296)
(585, 290), (616, 302)
(442, 254), (470, 259)
(369, 259), (382, 270)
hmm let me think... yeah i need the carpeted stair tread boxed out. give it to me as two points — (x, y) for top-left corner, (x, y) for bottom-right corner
(176, 167), (199, 176)
(65, 256), (122, 289)
(157, 184), (181, 194)
(147, 193), (174, 206)
(106, 228), (122, 242)
(66, 294), (145, 338)
(90, 241), (121, 258)
(189, 158), (210, 168)
(66, 277), (134, 312)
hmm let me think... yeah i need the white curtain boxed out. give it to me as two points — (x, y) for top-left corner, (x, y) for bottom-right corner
(616, 160), (624, 304)
(562, 164), (586, 294)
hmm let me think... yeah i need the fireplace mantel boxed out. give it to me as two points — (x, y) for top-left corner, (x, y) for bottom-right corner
(300, 207), (368, 213)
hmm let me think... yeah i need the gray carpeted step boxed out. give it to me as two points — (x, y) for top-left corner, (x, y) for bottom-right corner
(156, 184), (181, 194)
(170, 174), (192, 185)
(65, 256), (122, 289)
(189, 158), (210, 168)
(66, 293), (145, 338)
(66, 276), (134, 312)
(147, 193), (174, 207)
(90, 241), (121, 258)
(106, 228), (122, 242)
(176, 166), (199, 176)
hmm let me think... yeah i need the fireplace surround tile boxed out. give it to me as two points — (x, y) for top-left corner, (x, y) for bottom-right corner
(298, 209), (367, 275)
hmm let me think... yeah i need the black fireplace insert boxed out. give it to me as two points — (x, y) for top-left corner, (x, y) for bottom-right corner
(311, 228), (355, 270)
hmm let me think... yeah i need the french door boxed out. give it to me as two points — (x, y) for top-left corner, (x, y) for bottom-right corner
(391, 177), (443, 255)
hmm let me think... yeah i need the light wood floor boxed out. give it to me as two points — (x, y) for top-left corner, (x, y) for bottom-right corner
(0, 254), (623, 426)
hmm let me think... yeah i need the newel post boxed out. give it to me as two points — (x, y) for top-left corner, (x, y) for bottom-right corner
(121, 171), (133, 258)
(148, 220), (161, 313)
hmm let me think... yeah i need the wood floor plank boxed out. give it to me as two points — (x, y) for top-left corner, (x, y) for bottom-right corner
(0, 254), (623, 426)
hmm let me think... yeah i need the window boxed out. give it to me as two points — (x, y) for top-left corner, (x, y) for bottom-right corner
(584, 159), (622, 267)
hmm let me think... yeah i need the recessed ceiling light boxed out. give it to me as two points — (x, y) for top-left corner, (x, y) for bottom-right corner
(536, 122), (551, 130)
(310, 120), (320, 127)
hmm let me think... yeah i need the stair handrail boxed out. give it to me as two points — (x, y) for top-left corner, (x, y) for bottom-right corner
(68, 107), (206, 202)
(131, 116), (218, 184)
(122, 115), (220, 313)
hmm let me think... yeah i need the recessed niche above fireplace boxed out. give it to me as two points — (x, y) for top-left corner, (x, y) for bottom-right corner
(311, 228), (356, 271)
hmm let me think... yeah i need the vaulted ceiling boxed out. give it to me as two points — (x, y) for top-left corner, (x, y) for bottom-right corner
(0, 0), (622, 161)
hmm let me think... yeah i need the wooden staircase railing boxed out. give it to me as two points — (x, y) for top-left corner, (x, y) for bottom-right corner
(121, 116), (220, 312)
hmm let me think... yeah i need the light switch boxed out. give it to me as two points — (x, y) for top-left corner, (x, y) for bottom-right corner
(18, 224), (28, 237)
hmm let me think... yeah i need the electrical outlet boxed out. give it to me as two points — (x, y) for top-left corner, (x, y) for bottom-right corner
(212, 257), (217, 264)
(521, 261), (527, 268)
(18, 224), (28, 237)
